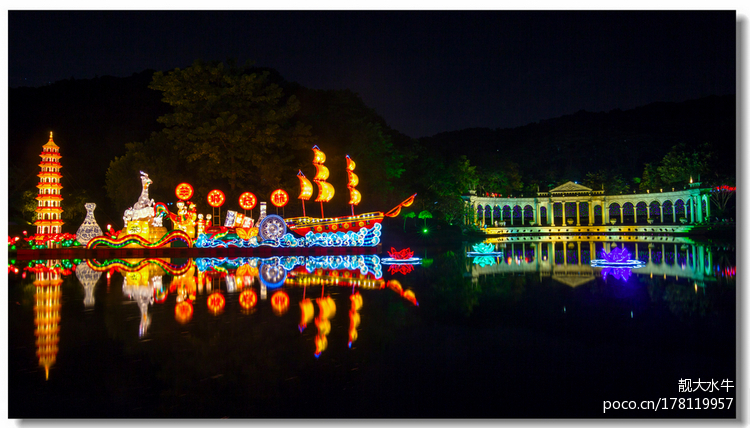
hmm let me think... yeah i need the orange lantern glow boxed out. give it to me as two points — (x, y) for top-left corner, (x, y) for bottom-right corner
(346, 155), (361, 207)
(175, 301), (193, 324)
(314, 163), (330, 181)
(312, 146), (335, 206)
(312, 145), (326, 164)
(207, 291), (225, 315)
(175, 183), (194, 201)
(270, 189), (289, 208)
(387, 280), (403, 295)
(403, 290), (418, 306)
(239, 289), (257, 311)
(238, 192), (257, 210)
(297, 171), (313, 200)
(347, 170), (359, 187)
(271, 291), (289, 316)
(299, 298), (314, 332)
(207, 190), (226, 208)
(348, 188), (362, 206)
(315, 181), (335, 203)
(351, 292), (363, 311)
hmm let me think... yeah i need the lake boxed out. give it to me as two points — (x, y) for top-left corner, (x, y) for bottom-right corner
(7, 236), (736, 418)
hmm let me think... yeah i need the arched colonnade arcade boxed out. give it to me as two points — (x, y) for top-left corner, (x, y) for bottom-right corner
(464, 181), (710, 228)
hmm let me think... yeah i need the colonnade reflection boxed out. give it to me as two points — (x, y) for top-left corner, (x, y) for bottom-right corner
(466, 236), (735, 288)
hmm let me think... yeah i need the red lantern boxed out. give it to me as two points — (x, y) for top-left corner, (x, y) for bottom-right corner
(207, 190), (226, 208)
(238, 192), (257, 210)
(270, 189), (289, 208)
(207, 291), (226, 314)
(175, 301), (193, 324)
(271, 291), (290, 315)
(175, 183), (194, 201)
(239, 289), (257, 310)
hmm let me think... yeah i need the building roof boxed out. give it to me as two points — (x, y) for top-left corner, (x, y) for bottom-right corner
(42, 132), (59, 150)
(549, 181), (593, 194)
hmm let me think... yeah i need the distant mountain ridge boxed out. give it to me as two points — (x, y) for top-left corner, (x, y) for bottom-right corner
(8, 69), (735, 225)
(419, 94), (735, 185)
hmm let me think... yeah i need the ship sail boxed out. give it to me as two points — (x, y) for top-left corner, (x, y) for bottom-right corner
(312, 146), (334, 203)
(346, 155), (361, 206)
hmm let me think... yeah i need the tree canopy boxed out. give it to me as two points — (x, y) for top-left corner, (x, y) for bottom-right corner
(149, 60), (313, 192)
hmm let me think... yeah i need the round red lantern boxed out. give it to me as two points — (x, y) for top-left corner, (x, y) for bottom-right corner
(239, 289), (258, 311)
(175, 301), (194, 324)
(270, 189), (289, 208)
(271, 290), (290, 315)
(239, 192), (257, 210)
(175, 183), (194, 201)
(207, 190), (226, 208)
(207, 291), (226, 315)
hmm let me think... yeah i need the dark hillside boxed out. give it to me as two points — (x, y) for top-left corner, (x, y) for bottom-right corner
(420, 94), (735, 189)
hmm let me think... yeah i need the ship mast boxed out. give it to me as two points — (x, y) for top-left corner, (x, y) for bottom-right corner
(312, 146), (334, 218)
(346, 155), (361, 216)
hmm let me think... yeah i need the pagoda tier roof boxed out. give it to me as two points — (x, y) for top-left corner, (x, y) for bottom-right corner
(42, 132), (59, 149)
(38, 161), (63, 168)
(35, 208), (64, 213)
(39, 152), (61, 158)
(37, 172), (62, 178)
(37, 183), (63, 189)
(35, 195), (63, 201)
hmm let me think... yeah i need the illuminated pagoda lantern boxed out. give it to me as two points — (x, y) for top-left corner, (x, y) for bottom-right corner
(32, 260), (63, 380)
(34, 132), (64, 247)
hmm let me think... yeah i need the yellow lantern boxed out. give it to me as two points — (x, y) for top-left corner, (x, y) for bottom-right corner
(297, 171), (313, 200)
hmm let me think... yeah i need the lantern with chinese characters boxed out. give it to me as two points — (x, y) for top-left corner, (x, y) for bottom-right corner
(239, 192), (257, 211)
(207, 190), (225, 227)
(207, 190), (225, 207)
(175, 183), (194, 201)
(270, 189), (289, 208)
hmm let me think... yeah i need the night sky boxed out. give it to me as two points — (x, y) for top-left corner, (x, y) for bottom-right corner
(8, 10), (737, 138)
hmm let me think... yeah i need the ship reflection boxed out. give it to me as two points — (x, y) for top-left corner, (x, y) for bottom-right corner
(82, 255), (419, 357)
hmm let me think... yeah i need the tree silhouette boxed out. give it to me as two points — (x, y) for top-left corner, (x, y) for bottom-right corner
(403, 211), (415, 230)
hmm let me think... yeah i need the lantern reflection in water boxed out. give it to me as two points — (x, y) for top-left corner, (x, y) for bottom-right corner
(207, 291), (225, 315)
(175, 301), (194, 324)
(299, 298), (314, 332)
(271, 291), (290, 316)
(315, 296), (336, 357)
(239, 289), (258, 312)
(348, 293), (363, 348)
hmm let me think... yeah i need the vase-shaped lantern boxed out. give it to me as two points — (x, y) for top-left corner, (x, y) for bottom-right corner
(76, 203), (103, 245)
